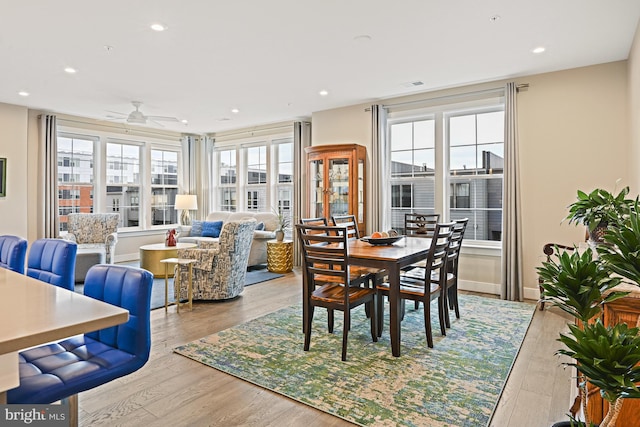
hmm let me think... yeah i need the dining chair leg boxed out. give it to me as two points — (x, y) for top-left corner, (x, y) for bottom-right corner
(414, 301), (420, 310)
(369, 299), (378, 343)
(400, 299), (406, 322)
(304, 306), (314, 351)
(443, 290), (451, 329)
(376, 292), (384, 338)
(342, 309), (350, 361)
(424, 298), (434, 348)
(327, 308), (335, 333)
(451, 285), (460, 319)
(438, 297), (447, 336)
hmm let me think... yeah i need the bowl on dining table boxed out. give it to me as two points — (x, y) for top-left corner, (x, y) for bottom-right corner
(360, 235), (405, 246)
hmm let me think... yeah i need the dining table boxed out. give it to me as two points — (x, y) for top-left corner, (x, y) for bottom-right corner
(0, 268), (129, 403)
(347, 236), (433, 357)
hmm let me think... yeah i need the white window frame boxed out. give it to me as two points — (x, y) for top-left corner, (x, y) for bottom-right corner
(386, 99), (504, 247)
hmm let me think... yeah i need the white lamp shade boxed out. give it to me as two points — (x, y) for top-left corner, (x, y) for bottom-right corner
(175, 194), (198, 210)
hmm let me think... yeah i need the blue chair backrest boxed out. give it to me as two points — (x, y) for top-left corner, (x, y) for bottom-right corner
(84, 264), (153, 364)
(27, 238), (77, 290)
(0, 235), (28, 274)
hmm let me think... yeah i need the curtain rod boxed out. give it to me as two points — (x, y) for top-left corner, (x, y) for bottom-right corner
(366, 83), (529, 111)
(210, 123), (294, 139)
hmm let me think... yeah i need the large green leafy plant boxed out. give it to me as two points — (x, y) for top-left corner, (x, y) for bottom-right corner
(539, 200), (640, 427)
(565, 187), (633, 237)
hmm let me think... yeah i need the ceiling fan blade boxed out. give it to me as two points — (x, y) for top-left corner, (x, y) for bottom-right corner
(105, 110), (128, 116)
(148, 119), (166, 127)
(146, 115), (179, 122)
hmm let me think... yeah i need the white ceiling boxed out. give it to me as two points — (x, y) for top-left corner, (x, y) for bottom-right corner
(1, 1), (639, 135)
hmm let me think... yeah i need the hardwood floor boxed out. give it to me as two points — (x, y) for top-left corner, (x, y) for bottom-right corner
(79, 268), (574, 426)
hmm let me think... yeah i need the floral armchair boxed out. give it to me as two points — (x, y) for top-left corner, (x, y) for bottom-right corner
(61, 213), (119, 264)
(175, 219), (256, 300)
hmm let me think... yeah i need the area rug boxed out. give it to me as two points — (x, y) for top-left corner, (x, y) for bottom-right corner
(174, 295), (535, 427)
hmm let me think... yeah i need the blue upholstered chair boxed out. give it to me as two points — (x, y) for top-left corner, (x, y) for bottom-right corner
(27, 238), (78, 290)
(0, 235), (28, 274)
(8, 264), (153, 424)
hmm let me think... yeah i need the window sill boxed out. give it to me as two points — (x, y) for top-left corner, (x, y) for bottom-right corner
(461, 243), (501, 257)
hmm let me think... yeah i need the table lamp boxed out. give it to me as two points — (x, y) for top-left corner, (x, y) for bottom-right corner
(175, 194), (198, 226)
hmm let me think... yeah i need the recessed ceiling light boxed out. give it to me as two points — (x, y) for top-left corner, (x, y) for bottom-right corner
(181, 119), (188, 124)
(64, 67), (77, 74)
(489, 15), (501, 22)
(353, 35), (372, 42)
(319, 90), (329, 96)
(150, 23), (167, 32)
(231, 108), (239, 114)
(532, 46), (546, 54)
(18, 91), (29, 97)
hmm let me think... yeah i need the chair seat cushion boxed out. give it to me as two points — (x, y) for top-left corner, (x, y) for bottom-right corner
(8, 335), (142, 404)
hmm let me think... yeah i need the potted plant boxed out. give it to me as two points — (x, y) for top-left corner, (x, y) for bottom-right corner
(565, 186), (634, 243)
(273, 206), (290, 242)
(540, 200), (640, 427)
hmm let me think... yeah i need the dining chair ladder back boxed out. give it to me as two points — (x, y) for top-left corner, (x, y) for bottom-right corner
(296, 223), (378, 361)
(377, 221), (454, 348)
(405, 212), (441, 238)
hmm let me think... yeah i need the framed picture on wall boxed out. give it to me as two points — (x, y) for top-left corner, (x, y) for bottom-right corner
(0, 158), (6, 197)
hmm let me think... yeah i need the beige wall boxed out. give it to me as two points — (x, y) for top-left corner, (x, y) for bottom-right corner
(310, 61), (630, 299)
(630, 22), (640, 193)
(0, 103), (29, 238)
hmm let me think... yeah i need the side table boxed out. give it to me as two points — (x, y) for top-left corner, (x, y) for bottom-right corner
(159, 258), (197, 312)
(267, 240), (293, 273)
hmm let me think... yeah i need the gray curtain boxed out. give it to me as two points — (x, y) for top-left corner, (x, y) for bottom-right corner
(293, 121), (311, 266)
(182, 135), (211, 221)
(38, 114), (59, 238)
(500, 82), (523, 301)
(370, 105), (389, 234)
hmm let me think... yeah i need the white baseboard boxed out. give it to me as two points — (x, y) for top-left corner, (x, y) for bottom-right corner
(458, 279), (540, 301)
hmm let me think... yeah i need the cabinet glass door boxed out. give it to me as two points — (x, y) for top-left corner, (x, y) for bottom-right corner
(329, 158), (349, 218)
(309, 158), (324, 218)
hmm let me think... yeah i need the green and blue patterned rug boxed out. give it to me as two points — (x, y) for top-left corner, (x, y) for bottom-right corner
(174, 295), (535, 426)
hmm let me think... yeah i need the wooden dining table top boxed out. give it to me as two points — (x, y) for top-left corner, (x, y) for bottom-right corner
(347, 236), (432, 262)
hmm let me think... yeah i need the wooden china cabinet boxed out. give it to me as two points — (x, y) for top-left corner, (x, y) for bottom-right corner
(586, 284), (640, 425)
(305, 144), (366, 232)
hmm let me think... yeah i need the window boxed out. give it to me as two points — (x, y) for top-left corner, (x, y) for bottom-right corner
(246, 145), (267, 211)
(389, 119), (436, 233)
(219, 149), (237, 211)
(213, 134), (295, 215)
(57, 135), (94, 232)
(151, 149), (179, 225)
(106, 142), (140, 228)
(275, 140), (294, 234)
(387, 104), (504, 243)
(448, 110), (504, 241)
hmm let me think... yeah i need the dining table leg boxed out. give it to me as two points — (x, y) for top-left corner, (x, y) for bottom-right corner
(388, 263), (401, 357)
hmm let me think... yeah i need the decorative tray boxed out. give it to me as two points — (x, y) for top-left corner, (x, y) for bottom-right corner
(360, 235), (405, 246)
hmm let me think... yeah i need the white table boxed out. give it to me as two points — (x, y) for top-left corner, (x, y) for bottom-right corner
(0, 268), (129, 403)
(160, 258), (197, 312)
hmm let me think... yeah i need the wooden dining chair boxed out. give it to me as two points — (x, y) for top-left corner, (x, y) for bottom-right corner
(296, 223), (378, 361)
(377, 222), (454, 348)
(408, 218), (468, 325)
(441, 218), (468, 327)
(405, 212), (440, 237)
(332, 214), (388, 284)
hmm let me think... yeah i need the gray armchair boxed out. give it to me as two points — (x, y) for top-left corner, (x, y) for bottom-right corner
(175, 219), (256, 300)
(61, 213), (119, 282)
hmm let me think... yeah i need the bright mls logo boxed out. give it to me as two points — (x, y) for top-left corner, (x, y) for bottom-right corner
(1, 405), (68, 426)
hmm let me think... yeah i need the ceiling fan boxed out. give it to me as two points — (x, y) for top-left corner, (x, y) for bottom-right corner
(107, 101), (179, 126)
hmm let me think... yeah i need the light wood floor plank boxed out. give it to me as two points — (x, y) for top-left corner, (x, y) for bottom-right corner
(77, 268), (572, 426)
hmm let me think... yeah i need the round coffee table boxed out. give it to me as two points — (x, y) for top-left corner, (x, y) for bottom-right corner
(139, 242), (197, 277)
